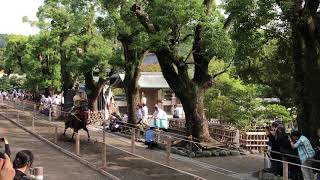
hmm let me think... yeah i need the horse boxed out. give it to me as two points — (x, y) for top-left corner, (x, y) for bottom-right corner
(63, 112), (91, 141)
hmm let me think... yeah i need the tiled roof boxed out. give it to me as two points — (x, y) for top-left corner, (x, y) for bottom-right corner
(112, 72), (170, 89)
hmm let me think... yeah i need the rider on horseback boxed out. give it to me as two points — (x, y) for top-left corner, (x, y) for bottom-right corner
(72, 88), (87, 121)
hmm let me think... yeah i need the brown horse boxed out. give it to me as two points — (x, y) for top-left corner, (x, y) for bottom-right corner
(63, 113), (91, 141)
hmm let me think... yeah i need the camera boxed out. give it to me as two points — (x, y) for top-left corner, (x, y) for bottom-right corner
(0, 138), (4, 142)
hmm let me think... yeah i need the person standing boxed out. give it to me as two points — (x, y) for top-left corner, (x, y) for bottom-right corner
(141, 103), (148, 126)
(290, 131), (315, 180)
(173, 105), (180, 119)
(314, 128), (320, 180)
(136, 105), (143, 124)
(13, 150), (34, 180)
(152, 105), (168, 129)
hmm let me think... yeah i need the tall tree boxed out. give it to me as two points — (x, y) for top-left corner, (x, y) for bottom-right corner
(64, 32), (112, 111)
(3, 35), (28, 74)
(22, 31), (61, 93)
(226, 0), (320, 143)
(37, 0), (96, 101)
(132, 0), (234, 142)
(98, 0), (149, 124)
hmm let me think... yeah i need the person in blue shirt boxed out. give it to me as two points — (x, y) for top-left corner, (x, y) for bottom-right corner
(290, 131), (315, 180)
(145, 126), (156, 149)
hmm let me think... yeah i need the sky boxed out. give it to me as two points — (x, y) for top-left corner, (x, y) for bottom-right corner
(0, 0), (223, 35)
(0, 0), (43, 35)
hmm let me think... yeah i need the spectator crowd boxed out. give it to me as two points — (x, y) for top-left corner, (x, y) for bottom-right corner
(266, 121), (320, 180)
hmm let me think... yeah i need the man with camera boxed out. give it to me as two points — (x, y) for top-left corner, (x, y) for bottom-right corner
(0, 138), (10, 158)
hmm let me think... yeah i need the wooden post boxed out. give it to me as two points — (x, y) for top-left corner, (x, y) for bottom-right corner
(131, 128), (135, 153)
(32, 104), (36, 131)
(49, 107), (52, 122)
(102, 123), (107, 168)
(6, 106), (8, 118)
(22, 101), (25, 111)
(75, 133), (80, 156)
(283, 161), (288, 180)
(166, 136), (172, 164)
(17, 110), (20, 124)
(54, 126), (58, 144)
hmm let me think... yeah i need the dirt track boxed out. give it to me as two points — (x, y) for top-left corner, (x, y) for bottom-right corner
(1, 107), (196, 180)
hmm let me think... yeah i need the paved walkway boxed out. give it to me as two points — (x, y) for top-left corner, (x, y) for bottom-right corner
(0, 117), (108, 180)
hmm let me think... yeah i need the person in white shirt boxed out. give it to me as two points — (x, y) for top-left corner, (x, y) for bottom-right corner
(173, 105), (180, 118)
(152, 105), (168, 129)
(141, 103), (148, 126)
(136, 105), (143, 123)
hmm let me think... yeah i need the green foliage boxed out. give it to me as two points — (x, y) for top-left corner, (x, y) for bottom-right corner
(225, 0), (295, 106)
(22, 31), (61, 91)
(0, 75), (26, 91)
(3, 35), (28, 74)
(205, 62), (292, 129)
(64, 32), (112, 80)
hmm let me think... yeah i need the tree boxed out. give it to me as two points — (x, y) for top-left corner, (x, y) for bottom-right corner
(37, 0), (96, 101)
(225, 0), (295, 107)
(132, 0), (234, 142)
(98, 0), (149, 123)
(22, 31), (61, 93)
(226, 0), (320, 143)
(64, 32), (112, 111)
(3, 35), (28, 74)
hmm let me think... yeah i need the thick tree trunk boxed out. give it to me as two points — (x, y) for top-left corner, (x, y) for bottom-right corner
(156, 49), (212, 142)
(180, 88), (211, 142)
(293, 23), (320, 144)
(124, 86), (139, 124)
(59, 36), (74, 110)
(84, 72), (106, 112)
(119, 34), (147, 124)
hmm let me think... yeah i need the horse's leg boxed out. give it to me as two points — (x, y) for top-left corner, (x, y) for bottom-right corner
(83, 126), (90, 141)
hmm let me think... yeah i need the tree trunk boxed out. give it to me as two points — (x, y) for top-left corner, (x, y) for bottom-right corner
(119, 34), (147, 124)
(155, 48), (212, 142)
(84, 72), (106, 112)
(59, 36), (73, 100)
(293, 22), (320, 144)
(180, 88), (211, 142)
(124, 86), (139, 124)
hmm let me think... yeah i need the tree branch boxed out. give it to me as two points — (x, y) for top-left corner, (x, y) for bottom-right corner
(212, 61), (232, 79)
(131, 4), (156, 33)
(224, 13), (236, 32)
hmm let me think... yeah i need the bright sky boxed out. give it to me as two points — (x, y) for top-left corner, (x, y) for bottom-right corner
(0, 0), (44, 35)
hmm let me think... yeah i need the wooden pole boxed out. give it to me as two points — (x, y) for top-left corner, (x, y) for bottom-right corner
(6, 106), (8, 118)
(75, 133), (80, 156)
(102, 122), (107, 168)
(49, 107), (52, 122)
(166, 136), (172, 164)
(131, 128), (136, 153)
(17, 110), (20, 124)
(22, 101), (25, 111)
(54, 126), (58, 144)
(283, 161), (288, 180)
(32, 104), (36, 131)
